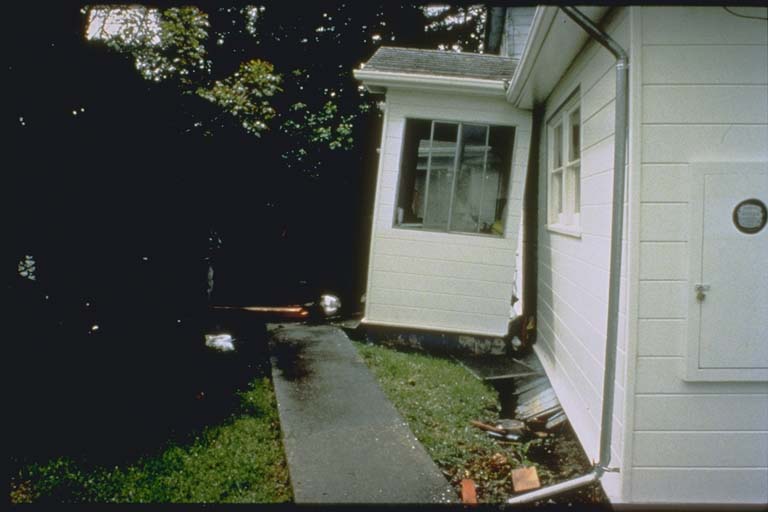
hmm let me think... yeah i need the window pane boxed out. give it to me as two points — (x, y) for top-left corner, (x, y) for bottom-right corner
(450, 124), (488, 233)
(553, 123), (563, 168)
(569, 108), (580, 162)
(484, 125), (514, 234)
(395, 119), (432, 226)
(424, 166), (453, 230)
(552, 171), (563, 219)
(433, 122), (458, 144)
(395, 119), (512, 236)
(423, 122), (458, 230)
(570, 163), (581, 213)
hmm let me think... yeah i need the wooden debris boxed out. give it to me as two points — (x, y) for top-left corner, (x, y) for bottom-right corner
(452, 354), (543, 381)
(511, 466), (540, 492)
(461, 479), (478, 504)
(496, 418), (527, 436)
(514, 374), (564, 425)
(545, 410), (568, 429)
(470, 420), (507, 434)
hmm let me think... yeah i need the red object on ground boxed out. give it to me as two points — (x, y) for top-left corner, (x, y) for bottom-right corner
(461, 479), (478, 504)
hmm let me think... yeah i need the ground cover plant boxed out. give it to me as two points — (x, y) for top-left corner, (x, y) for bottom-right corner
(10, 376), (291, 504)
(353, 340), (606, 504)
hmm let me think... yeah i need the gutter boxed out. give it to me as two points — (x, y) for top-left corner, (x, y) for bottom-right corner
(352, 69), (507, 97)
(508, 6), (629, 504)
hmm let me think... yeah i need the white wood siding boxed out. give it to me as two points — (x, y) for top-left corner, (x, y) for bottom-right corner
(533, 8), (633, 502)
(364, 89), (531, 336)
(500, 7), (536, 60)
(633, 6), (768, 504)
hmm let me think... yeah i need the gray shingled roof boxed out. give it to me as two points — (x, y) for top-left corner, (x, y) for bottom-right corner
(362, 47), (517, 81)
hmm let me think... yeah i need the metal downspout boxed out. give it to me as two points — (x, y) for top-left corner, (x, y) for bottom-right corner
(508, 6), (629, 504)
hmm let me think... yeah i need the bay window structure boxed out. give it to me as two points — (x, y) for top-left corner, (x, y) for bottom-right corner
(548, 94), (581, 232)
(395, 119), (515, 236)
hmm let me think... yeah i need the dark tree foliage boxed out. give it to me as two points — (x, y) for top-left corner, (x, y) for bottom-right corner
(6, 1), (486, 460)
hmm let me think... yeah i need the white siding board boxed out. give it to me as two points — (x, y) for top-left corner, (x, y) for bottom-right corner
(642, 46), (768, 85)
(635, 358), (768, 395)
(581, 171), (613, 207)
(369, 270), (511, 300)
(540, 242), (611, 302)
(581, 67), (615, 123)
(641, 165), (690, 202)
(379, 170), (398, 189)
(632, 432), (768, 468)
(631, 468), (768, 504)
(638, 281), (687, 319)
(367, 304), (507, 336)
(374, 237), (514, 267)
(642, 6), (768, 45)
(642, 125), (768, 163)
(379, 186), (395, 206)
(537, 283), (607, 395)
(582, 100), (615, 150)
(369, 287), (508, 317)
(372, 253), (514, 283)
(381, 153), (400, 174)
(639, 242), (688, 280)
(376, 225), (522, 249)
(382, 136), (401, 156)
(643, 85), (768, 124)
(581, 136), (614, 177)
(539, 263), (607, 342)
(580, 204), (613, 237)
(384, 119), (405, 139)
(637, 319), (686, 357)
(634, 395), (768, 431)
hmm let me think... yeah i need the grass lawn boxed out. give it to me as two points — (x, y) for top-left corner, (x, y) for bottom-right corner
(353, 340), (604, 504)
(10, 377), (292, 504)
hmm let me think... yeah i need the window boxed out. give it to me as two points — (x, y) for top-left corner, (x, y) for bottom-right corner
(395, 119), (515, 236)
(548, 94), (581, 232)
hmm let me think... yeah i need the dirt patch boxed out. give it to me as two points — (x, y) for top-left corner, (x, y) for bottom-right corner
(525, 423), (608, 505)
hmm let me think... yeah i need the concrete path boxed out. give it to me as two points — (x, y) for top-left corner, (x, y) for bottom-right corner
(269, 324), (456, 504)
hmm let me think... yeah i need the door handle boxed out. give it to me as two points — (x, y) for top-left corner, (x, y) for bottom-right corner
(695, 284), (710, 302)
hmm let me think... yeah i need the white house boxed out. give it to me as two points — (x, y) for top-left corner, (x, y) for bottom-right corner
(355, 5), (768, 506)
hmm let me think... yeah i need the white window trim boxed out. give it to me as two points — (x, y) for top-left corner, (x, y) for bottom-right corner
(547, 94), (581, 236)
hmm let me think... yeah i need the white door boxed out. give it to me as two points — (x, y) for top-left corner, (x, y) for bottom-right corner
(687, 162), (768, 381)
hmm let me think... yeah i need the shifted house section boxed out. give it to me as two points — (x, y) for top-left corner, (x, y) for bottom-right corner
(355, 48), (532, 337)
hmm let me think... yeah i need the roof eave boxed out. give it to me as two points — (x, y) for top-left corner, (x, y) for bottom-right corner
(353, 69), (507, 98)
(506, 6), (611, 109)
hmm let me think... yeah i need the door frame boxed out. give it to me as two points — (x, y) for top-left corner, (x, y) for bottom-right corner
(685, 161), (768, 381)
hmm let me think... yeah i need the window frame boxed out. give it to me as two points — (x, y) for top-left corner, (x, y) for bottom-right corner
(393, 117), (515, 238)
(547, 92), (582, 236)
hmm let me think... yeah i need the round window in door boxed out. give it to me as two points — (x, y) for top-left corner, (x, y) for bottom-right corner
(732, 198), (767, 234)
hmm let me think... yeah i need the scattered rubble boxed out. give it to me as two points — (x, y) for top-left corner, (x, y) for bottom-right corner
(511, 466), (540, 492)
(461, 479), (478, 504)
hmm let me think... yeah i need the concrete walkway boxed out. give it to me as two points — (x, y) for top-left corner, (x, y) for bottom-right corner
(269, 324), (456, 504)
